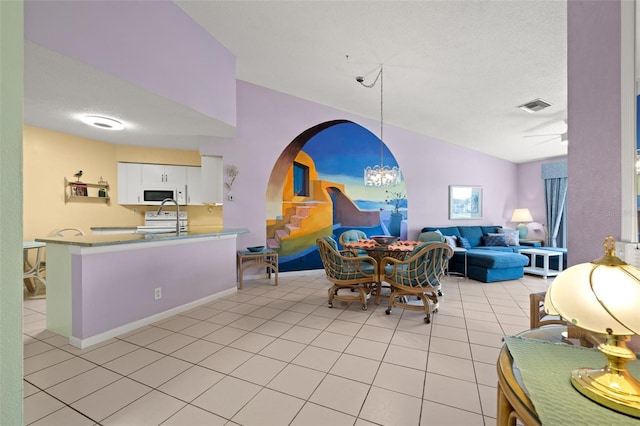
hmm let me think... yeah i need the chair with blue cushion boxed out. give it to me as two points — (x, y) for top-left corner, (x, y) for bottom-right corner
(418, 231), (444, 243)
(382, 242), (453, 323)
(418, 231), (446, 296)
(339, 229), (368, 256)
(316, 236), (378, 311)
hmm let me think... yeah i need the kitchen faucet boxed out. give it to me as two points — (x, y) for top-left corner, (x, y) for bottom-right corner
(156, 198), (181, 236)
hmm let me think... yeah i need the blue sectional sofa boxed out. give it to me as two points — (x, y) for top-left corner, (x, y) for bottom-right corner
(421, 225), (530, 283)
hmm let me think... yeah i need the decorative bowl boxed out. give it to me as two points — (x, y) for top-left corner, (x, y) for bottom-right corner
(371, 236), (399, 246)
(247, 245), (265, 252)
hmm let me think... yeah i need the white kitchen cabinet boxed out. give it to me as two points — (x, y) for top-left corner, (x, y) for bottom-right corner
(201, 156), (223, 204)
(141, 164), (186, 187)
(117, 162), (142, 204)
(185, 166), (202, 205)
(118, 162), (202, 205)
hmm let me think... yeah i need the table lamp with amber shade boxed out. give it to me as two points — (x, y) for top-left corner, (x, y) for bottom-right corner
(544, 236), (640, 417)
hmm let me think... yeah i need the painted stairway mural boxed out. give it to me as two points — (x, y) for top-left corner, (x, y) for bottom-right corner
(266, 120), (407, 272)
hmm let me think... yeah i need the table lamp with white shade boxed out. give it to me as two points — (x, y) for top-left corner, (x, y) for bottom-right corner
(544, 236), (640, 417)
(511, 208), (533, 239)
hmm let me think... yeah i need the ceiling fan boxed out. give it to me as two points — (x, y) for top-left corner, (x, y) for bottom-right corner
(524, 120), (568, 146)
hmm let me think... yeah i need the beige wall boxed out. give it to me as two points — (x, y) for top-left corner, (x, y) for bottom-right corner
(23, 125), (222, 241)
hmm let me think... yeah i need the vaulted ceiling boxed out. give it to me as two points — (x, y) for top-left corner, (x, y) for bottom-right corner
(24, 1), (567, 164)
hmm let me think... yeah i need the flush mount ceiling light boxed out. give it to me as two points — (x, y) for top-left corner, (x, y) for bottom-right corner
(517, 98), (552, 113)
(79, 115), (124, 130)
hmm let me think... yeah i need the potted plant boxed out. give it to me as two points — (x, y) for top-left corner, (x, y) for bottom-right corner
(385, 190), (406, 237)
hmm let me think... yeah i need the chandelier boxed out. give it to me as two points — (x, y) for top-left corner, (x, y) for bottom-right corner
(357, 65), (402, 187)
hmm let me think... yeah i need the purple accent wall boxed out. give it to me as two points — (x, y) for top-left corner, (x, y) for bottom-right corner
(567, 1), (622, 264)
(215, 81), (522, 250)
(24, 0), (236, 126)
(71, 238), (235, 339)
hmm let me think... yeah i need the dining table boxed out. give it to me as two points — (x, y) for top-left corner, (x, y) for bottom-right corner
(343, 239), (420, 304)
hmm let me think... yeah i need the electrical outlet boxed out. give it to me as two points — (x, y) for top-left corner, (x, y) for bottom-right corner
(154, 287), (162, 300)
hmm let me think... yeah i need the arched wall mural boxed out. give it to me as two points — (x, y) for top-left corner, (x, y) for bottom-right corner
(266, 121), (407, 272)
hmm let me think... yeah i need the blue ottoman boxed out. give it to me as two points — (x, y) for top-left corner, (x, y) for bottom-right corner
(464, 250), (530, 283)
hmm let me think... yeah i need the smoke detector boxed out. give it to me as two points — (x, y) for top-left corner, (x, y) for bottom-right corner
(517, 98), (552, 113)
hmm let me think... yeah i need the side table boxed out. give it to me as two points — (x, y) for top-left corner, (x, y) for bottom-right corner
(236, 249), (278, 289)
(519, 248), (563, 279)
(497, 326), (640, 426)
(496, 326), (576, 426)
(448, 247), (467, 278)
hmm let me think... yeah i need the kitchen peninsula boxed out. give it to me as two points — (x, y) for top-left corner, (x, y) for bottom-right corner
(36, 226), (248, 349)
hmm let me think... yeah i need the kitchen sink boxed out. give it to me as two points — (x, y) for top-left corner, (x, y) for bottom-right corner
(135, 225), (187, 235)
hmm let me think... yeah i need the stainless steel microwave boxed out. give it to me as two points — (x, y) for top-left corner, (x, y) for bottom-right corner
(141, 187), (186, 205)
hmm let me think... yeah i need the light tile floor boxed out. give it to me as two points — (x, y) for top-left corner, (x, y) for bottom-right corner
(23, 270), (550, 425)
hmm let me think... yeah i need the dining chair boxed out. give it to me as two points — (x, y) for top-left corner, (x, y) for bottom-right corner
(338, 229), (368, 256)
(316, 236), (378, 311)
(418, 231), (444, 243)
(381, 242), (453, 323)
(529, 291), (603, 348)
(418, 231), (446, 296)
(52, 227), (85, 237)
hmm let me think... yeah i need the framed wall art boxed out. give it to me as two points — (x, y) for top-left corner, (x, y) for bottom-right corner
(449, 185), (482, 220)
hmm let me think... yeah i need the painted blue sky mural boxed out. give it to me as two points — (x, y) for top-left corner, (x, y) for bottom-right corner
(301, 121), (406, 209)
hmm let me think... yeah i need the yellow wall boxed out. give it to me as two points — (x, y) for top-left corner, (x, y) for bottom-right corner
(23, 125), (222, 241)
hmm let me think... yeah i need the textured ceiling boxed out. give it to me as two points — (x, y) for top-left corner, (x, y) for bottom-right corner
(23, 1), (568, 163)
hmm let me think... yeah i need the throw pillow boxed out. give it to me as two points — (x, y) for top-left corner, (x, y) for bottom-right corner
(483, 234), (509, 247)
(457, 236), (472, 249)
(444, 235), (457, 250)
(497, 228), (520, 246)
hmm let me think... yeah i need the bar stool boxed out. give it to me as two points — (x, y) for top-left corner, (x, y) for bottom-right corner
(23, 242), (46, 295)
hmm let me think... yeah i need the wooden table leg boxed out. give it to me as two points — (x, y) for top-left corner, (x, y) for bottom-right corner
(374, 280), (382, 304)
(497, 381), (517, 426)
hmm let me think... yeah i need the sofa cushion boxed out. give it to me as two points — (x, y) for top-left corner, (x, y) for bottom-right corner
(466, 250), (529, 269)
(457, 236), (472, 249)
(498, 228), (520, 246)
(482, 226), (502, 235)
(443, 235), (457, 250)
(458, 226), (484, 247)
(484, 234), (509, 247)
(474, 246), (520, 253)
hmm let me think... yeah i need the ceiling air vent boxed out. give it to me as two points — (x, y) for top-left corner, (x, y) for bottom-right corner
(517, 98), (552, 113)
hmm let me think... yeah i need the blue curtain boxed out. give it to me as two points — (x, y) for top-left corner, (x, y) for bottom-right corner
(542, 162), (567, 247)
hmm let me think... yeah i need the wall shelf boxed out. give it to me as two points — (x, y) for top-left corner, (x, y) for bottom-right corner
(65, 177), (110, 204)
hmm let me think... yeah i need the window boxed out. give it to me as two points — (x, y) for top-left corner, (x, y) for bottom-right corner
(293, 162), (309, 196)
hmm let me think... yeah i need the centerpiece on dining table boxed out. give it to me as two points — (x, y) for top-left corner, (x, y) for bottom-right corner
(370, 235), (399, 246)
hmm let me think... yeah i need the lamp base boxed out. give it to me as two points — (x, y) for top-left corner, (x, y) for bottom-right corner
(570, 335), (640, 418)
(516, 223), (528, 240)
(571, 368), (640, 417)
